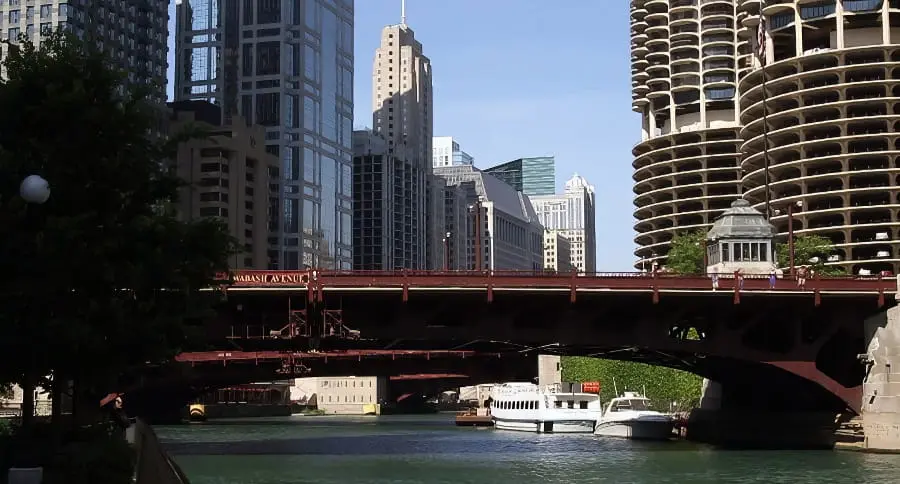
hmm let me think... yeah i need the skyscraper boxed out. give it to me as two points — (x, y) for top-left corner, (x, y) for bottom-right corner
(169, 101), (278, 270)
(738, 1), (900, 276)
(370, 1), (434, 269)
(631, 1), (900, 276)
(630, 0), (742, 270)
(530, 174), (597, 273)
(484, 157), (556, 197)
(432, 136), (475, 167)
(0, 1), (169, 105)
(174, 0), (355, 270)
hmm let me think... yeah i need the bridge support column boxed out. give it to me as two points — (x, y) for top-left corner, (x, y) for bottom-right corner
(537, 355), (561, 387)
(686, 409), (837, 449)
(861, 305), (900, 451)
(686, 378), (838, 448)
(697, 379), (722, 410)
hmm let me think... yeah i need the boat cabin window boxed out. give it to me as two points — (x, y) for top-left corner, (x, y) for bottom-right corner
(567, 400), (574, 409)
(610, 399), (650, 412)
(554, 401), (562, 408)
(579, 401), (588, 409)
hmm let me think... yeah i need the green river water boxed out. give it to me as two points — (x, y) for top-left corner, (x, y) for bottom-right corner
(157, 415), (900, 484)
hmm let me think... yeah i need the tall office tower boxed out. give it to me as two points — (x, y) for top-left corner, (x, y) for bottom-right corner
(169, 101), (279, 270)
(0, 1), (169, 105)
(352, 129), (398, 270)
(530, 174), (597, 273)
(174, 0), (355, 270)
(630, 0), (743, 270)
(371, 2), (434, 269)
(432, 136), (475, 167)
(441, 183), (469, 270)
(426, 175), (447, 270)
(739, 1), (900, 275)
(484, 157), (556, 197)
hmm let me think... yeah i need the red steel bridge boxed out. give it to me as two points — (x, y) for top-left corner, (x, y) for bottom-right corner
(127, 269), (897, 447)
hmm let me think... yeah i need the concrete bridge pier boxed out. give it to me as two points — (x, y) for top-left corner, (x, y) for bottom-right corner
(861, 304), (900, 451)
(686, 371), (841, 449)
(697, 379), (722, 410)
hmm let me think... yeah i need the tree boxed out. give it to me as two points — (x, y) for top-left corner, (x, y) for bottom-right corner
(562, 357), (702, 411)
(0, 33), (236, 425)
(665, 230), (707, 274)
(776, 234), (845, 275)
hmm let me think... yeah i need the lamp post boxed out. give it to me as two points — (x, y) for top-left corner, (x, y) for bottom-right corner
(10, 174), (49, 484)
(442, 231), (451, 271)
(775, 200), (803, 276)
(699, 239), (708, 272)
(17, 175), (50, 424)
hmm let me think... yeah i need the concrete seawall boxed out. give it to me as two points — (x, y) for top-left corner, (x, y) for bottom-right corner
(132, 419), (191, 484)
(199, 404), (292, 419)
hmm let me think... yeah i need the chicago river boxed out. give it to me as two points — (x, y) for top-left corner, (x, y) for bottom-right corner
(158, 415), (900, 484)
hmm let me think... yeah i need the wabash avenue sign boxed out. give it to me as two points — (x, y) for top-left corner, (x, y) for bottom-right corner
(227, 271), (310, 287)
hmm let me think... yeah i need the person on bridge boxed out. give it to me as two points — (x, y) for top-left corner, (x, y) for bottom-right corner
(733, 269), (744, 291)
(769, 270), (777, 289)
(797, 266), (808, 290)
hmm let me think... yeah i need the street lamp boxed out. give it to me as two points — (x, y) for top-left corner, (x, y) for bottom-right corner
(9, 174), (49, 484)
(442, 231), (451, 271)
(774, 200), (803, 276)
(20, 175), (50, 204)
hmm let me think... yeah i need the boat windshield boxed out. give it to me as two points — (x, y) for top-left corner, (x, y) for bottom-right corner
(611, 398), (650, 411)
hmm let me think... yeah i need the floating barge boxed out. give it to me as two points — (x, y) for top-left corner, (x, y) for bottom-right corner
(455, 408), (493, 427)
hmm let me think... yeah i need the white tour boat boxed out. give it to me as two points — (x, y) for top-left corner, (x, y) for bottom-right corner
(594, 391), (674, 440)
(489, 382), (603, 433)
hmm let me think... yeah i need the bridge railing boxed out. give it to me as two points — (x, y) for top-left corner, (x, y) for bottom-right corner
(175, 349), (495, 365)
(311, 270), (891, 291)
(218, 269), (895, 294)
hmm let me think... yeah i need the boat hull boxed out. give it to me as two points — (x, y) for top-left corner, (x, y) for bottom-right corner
(594, 419), (674, 441)
(494, 418), (596, 434)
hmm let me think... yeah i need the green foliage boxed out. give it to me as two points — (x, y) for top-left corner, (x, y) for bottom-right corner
(562, 357), (702, 412)
(776, 234), (845, 276)
(665, 230), (707, 275)
(0, 33), (236, 401)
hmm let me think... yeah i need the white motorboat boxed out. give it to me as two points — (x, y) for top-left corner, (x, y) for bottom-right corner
(594, 391), (674, 440)
(489, 382), (602, 433)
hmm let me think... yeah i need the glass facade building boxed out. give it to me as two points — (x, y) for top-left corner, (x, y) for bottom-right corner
(484, 156), (556, 197)
(174, 0), (354, 270)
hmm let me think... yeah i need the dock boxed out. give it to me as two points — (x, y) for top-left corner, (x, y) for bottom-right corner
(455, 408), (493, 427)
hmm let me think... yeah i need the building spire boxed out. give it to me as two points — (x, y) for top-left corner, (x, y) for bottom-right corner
(401, 0), (407, 26)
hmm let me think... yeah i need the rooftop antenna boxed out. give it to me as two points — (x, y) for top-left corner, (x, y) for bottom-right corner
(401, 0), (407, 26)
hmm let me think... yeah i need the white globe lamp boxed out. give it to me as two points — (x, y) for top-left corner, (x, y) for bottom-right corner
(19, 175), (50, 204)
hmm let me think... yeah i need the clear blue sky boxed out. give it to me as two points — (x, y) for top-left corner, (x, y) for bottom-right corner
(167, 1), (637, 271)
